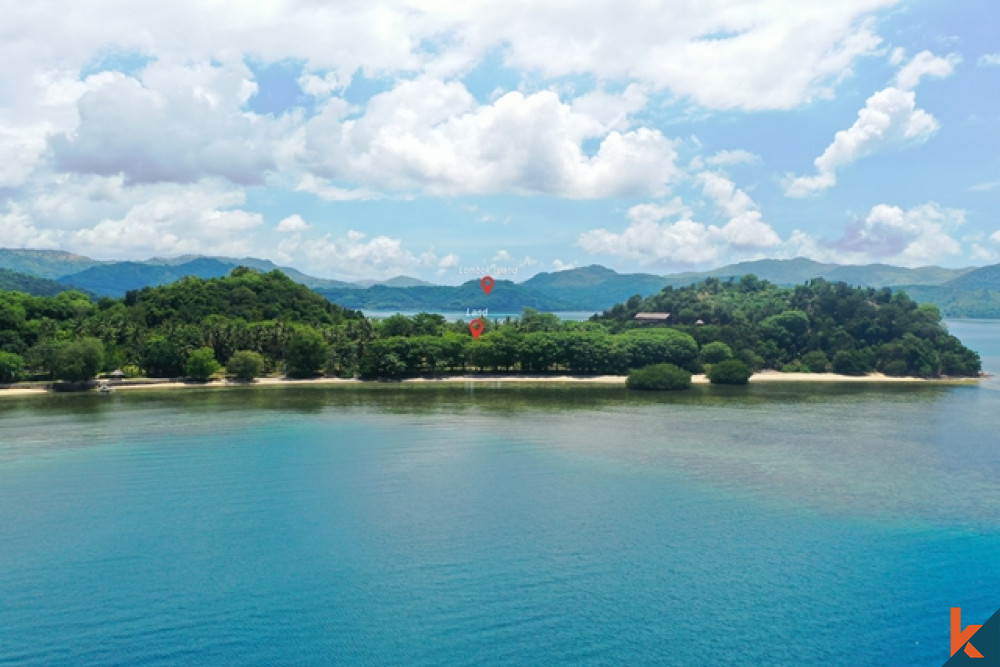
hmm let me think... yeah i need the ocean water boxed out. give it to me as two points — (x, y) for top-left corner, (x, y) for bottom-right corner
(0, 322), (998, 665)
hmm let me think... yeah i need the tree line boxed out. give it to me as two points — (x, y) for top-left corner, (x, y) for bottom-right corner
(0, 268), (982, 385)
(595, 274), (981, 377)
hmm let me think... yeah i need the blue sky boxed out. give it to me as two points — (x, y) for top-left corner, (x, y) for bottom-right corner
(1, 1), (998, 282)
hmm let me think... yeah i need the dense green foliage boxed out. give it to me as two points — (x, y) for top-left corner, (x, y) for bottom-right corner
(0, 270), (982, 386)
(226, 350), (264, 381)
(284, 328), (330, 377)
(0, 269), (362, 383)
(706, 359), (752, 385)
(186, 347), (220, 381)
(43, 338), (104, 382)
(699, 341), (733, 364)
(0, 351), (24, 383)
(595, 276), (980, 378)
(800, 350), (830, 373)
(626, 363), (692, 391)
(0, 269), (74, 297)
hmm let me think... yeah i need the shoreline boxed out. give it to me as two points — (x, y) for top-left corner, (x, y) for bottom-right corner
(0, 370), (981, 397)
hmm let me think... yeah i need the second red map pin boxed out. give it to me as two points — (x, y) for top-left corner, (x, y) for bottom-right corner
(468, 318), (485, 340)
(480, 275), (494, 295)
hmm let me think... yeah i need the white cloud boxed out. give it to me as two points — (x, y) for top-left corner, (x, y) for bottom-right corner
(49, 62), (282, 186)
(6, 0), (989, 276)
(294, 175), (380, 202)
(699, 172), (782, 247)
(894, 51), (960, 90)
(970, 181), (999, 193)
(785, 51), (959, 197)
(579, 215), (728, 266)
(300, 81), (680, 198)
(492, 250), (512, 262)
(568, 84), (649, 133)
(298, 71), (345, 97)
(705, 149), (761, 166)
(784, 202), (965, 266)
(0, 206), (62, 249)
(784, 87), (938, 196)
(978, 53), (1000, 67)
(969, 245), (996, 262)
(0, 126), (49, 187)
(0, 176), (267, 259)
(551, 259), (576, 271)
(284, 227), (443, 280)
(578, 176), (780, 267)
(276, 214), (309, 233)
(1, 0), (898, 117)
(991, 230), (1000, 244)
(474, 0), (896, 110)
(70, 184), (263, 258)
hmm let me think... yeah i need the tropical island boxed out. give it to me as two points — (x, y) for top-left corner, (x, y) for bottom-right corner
(0, 267), (982, 393)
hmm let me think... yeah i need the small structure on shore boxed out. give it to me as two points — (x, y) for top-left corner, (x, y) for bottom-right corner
(109, 369), (125, 383)
(695, 319), (706, 326)
(634, 312), (670, 323)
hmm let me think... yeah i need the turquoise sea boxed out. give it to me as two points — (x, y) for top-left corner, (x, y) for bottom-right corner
(0, 321), (998, 665)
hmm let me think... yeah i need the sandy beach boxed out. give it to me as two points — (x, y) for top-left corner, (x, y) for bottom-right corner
(0, 370), (979, 397)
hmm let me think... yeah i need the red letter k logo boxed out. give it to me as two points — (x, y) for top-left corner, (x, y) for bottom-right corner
(952, 607), (985, 658)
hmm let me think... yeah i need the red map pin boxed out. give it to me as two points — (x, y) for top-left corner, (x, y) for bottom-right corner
(469, 318), (485, 340)
(480, 275), (495, 295)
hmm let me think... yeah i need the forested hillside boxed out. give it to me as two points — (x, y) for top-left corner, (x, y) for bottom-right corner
(0, 269), (75, 297)
(595, 275), (981, 378)
(0, 269), (364, 382)
(0, 270), (982, 385)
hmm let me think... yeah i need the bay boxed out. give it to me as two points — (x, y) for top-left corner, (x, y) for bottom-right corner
(0, 322), (998, 665)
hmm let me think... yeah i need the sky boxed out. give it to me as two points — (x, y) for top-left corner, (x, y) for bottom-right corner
(1, 1), (998, 283)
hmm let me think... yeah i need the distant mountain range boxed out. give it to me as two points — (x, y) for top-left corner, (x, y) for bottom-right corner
(1, 248), (997, 317)
(0, 249), (421, 296)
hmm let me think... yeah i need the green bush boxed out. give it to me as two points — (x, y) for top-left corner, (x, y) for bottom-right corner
(737, 348), (765, 371)
(699, 341), (733, 364)
(781, 362), (807, 373)
(52, 338), (104, 382)
(832, 349), (874, 376)
(141, 336), (184, 377)
(800, 350), (829, 373)
(0, 351), (24, 383)
(284, 327), (329, 377)
(706, 359), (752, 385)
(186, 347), (220, 381)
(626, 363), (692, 391)
(226, 350), (264, 381)
(882, 359), (909, 377)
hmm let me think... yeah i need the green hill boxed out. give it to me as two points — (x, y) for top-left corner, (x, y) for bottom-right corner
(145, 255), (359, 290)
(593, 275), (981, 378)
(58, 257), (359, 296)
(0, 249), (102, 279)
(522, 265), (668, 308)
(895, 263), (1000, 317)
(316, 279), (571, 311)
(60, 258), (234, 296)
(661, 258), (970, 288)
(0, 269), (77, 296)
(125, 268), (364, 327)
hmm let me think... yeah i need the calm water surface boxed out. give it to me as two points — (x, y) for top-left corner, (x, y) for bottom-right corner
(0, 322), (998, 665)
